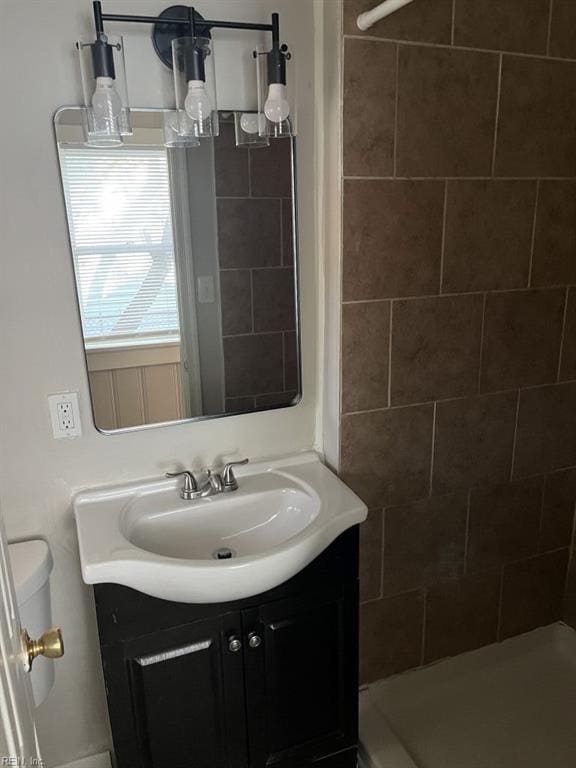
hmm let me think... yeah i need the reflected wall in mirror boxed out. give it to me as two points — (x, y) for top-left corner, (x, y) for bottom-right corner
(54, 108), (300, 432)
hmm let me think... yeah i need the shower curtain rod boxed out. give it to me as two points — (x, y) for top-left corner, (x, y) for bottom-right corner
(357, 0), (416, 30)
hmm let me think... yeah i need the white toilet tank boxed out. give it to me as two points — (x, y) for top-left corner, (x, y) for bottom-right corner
(8, 539), (54, 707)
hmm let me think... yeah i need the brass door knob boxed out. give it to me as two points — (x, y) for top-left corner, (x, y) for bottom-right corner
(23, 628), (64, 669)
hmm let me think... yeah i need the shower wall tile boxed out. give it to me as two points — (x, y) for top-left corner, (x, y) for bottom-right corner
(252, 268), (295, 333)
(344, 0), (453, 44)
(343, 180), (444, 300)
(442, 180), (535, 293)
(359, 591), (424, 683)
(424, 571), (501, 663)
(532, 181), (576, 287)
(549, 0), (576, 59)
(359, 509), (384, 603)
(396, 46), (499, 177)
(479, 289), (565, 392)
(254, 391), (297, 408)
(495, 57), (576, 177)
(223, 334), (283, 398)
(342, 301), (390, 414)
(540, 468), (576, 553)
(283, 331), (299, 391)
(220, 270), (252, 336)
(467, 477), (543, 573)
(514, 382), (576, 477)
(341, 404), (434, 508)
(432, 392), (517, 494)
(560, 289), (576, 382)
(341, 0), (576, 682)
(281, 199), (294, 266)
(500, 549), (570, 639)
(382, 493), (467, 595)
(217, 199), (281, 268)
(390, 294), (483, 405)
(214, 123), (250, 197)
(564, 556), (576, 630)
(453, 0), (550, 55)
(249, 138), (291, 198)
(343, 38), (396, 177)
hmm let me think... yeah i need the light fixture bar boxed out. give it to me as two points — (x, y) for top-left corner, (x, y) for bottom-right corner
(93, 2), (277, 36)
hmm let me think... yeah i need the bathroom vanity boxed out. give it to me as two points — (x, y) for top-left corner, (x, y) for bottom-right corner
(95, 528), (359, 768)
(74, 453), (367, 768)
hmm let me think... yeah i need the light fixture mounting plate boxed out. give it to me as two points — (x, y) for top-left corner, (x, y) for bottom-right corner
(152, 5), (211, 70)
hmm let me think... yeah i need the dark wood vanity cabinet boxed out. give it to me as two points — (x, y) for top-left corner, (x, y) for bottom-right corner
(94, 528), (360, 768)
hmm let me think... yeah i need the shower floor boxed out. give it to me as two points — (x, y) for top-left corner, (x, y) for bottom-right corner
(359, 622), (576, 768)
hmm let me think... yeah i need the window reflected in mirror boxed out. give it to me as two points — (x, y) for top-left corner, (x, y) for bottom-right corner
(54, 108), (300, 431)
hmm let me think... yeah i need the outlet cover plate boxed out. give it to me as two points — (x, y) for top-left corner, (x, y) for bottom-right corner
(48, 392), (82, 439)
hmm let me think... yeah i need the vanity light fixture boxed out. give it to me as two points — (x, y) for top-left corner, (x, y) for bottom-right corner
(77, 2), (295, 147)
(77, 2), (131, 146)
(255, 33), (296, 139)
(234, 112), (270, 148)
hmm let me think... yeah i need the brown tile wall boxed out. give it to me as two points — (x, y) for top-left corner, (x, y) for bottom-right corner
(340, 0), (576, 682)
(213, 123), (298, 411)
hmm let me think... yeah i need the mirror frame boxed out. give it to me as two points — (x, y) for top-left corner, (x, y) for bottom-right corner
(53, 106), (302, 434)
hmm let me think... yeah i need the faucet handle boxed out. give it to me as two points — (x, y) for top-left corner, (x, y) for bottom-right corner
(166, 470), (199, 500)
(222, 459), (249, 492)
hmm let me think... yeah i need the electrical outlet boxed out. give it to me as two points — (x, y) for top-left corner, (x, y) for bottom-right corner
(48, 392), (82, 439)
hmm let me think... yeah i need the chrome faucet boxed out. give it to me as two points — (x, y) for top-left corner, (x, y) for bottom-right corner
(166, 459), (249, 501)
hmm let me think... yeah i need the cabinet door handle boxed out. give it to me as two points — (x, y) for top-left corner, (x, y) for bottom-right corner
(248, 632), (262, 649)
(228, 636), (242, 653)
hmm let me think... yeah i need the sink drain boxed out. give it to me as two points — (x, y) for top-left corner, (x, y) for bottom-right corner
(213, 547), (236, 560)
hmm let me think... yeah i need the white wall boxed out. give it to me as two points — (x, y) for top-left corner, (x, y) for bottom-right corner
(0, 2), (319, 765)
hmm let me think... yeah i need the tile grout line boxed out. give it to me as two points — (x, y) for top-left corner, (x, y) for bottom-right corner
(249, 270), (255, 334)
(420, 588), (428, 666)
(341, 376), (576, 418)
(247, 148), (252, 198)
(393, 43), (400, 178)
(546, 0), (555, 57)
(428, 401), (437, 497)
(509, 390), (522, 481)
(439, 180), (449, 294)
(342, 33), (576, 65)
(528, 180), (541, 287)
(507, 545), (571, 566)
(342, 175), (576, 181)
(463, 490), (472, 575)
(477, 293), (487, 394)
(556, 287), (569, 382)
(563, 501), (576, 605)
(282, 332), (287, 392)
(379, 509), (386, 600)
(359, 548), (569, 608)
(341, 283), (576, 305)
(490, 54), (503, 176)
(496, 564), (506, 641)
(536, 476), (547, 554)
(387, 302), (393, 407)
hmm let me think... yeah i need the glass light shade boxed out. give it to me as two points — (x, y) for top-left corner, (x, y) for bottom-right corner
(163, 110), (200, 148)
(172, 37), (219, 139)
(256, 45), (297, 139)
(77, 34), (131, 147)
(234, 112), (270, 147)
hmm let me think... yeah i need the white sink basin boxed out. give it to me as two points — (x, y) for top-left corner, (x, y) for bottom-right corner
(73, 452), (367, 603)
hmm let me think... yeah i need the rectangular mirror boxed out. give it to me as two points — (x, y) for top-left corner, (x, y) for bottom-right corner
(54, 108), (301, 432)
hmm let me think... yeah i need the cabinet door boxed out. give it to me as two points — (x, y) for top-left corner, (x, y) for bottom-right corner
(102, 613), (248, 768)
(243, 585), (358, 768)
